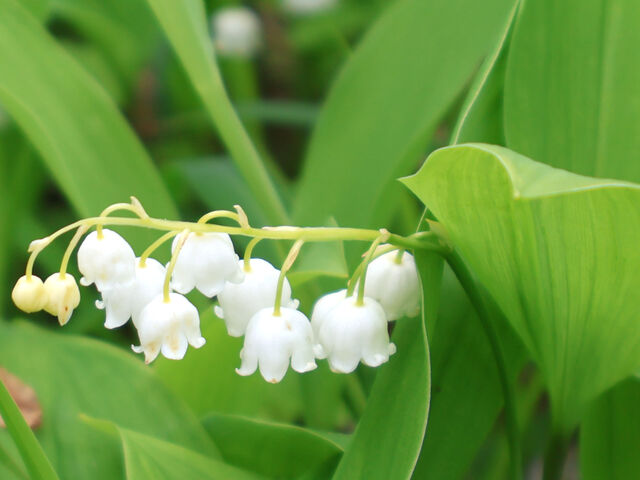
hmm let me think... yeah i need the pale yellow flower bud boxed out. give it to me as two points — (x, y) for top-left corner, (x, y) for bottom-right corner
(11, 275), (48, 313)
(43, 273), (80, 326)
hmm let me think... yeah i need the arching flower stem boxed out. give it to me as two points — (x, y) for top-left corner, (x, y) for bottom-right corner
(163, 229), (190, 302)
(273, 240), (304, 316)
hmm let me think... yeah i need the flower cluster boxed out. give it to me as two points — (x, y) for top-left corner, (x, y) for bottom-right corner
(11, 203), (423, 383)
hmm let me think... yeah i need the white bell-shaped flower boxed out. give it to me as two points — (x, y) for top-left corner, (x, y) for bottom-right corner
(97, 257), (166, 329)
(237, 307), (316, 383)
(43, 273), (80, 326)
(215, 258), (299, 337)
(363, 249), (421, 321)
(132, 293), (206, 364)
(171, 232), (243, 297)
(282, 0), (337, 16)
(310, 289), (347, 338)
(314, 296), (395, 373)
(12, 275), (48, 313)
(77, 229), (136, 291)
(212, 7), (261, 58)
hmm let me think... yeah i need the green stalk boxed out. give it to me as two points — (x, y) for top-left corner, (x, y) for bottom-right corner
(145, 0), (289, 225)
(0, 378), (58, 480)
(445, 250), (522, 480)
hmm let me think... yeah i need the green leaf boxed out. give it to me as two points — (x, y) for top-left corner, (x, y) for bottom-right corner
(331, 250), (441, 480)
(0, 321), (218, 479)
(85, 419), (262, 480)
(504, 0), (640, 181)
(0, 378), (58, 480)
(0, 0), (176, 218)
(581, 377), (640, 480)
(294, 0), (516, 228)
(50, 0), (158, 87)
(143, 0), (288, 224)
(451, 0), (519, 145)
(201, 413), (343, 479)
(403, 143), (640, 431)
(413, 266), (526, 479)
(155, 311), (304, 422)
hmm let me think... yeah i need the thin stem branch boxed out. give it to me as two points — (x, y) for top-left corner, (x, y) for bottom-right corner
(356, 232), (388, 305)
(163, 229), (190, 302)
(273, 240), (304, 316)
(139, 231), (179, 267)
(59, 225), (88, 277)
(243, 237), (262, 272)
(445, 250), (522, 480)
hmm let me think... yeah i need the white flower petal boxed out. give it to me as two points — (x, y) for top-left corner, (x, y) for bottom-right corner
(237, 307), (315, 383)
(310, 289), (347, 338)
(133, 293), (204, 363)
(363, 249), (421, 321)
(316, 296), (393, 373)
(161, 332), (189, 360)
(171, 232), (242, 297)
(77, 229), (136, 291)
(217, 258), (294, 337)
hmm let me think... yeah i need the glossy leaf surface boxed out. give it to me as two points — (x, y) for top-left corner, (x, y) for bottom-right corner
(404, 144), (640, 430)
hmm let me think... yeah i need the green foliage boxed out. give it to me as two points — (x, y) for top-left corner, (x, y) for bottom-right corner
(505, 0), (640, 181)
(0, 0), (638, 477)
(202, 413), (344, 478)
(332, 250), (441, 480)
(86, 419), (262, 480)
(294, 0), (516, 228)
(0, 321), (217, 479)
(0, 378), (58, 480)
(580, 378), (640, 479)
(0, 0), (176, 218)
(405, 144), (640, 431)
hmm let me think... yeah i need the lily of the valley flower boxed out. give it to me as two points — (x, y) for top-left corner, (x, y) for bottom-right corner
(97, 257), (166, 329)
(364, 249), (421, 320)
(171, 232), (243, 297)
(215, 258), (298, 337)
(77, 229), (136, 290)
(11, 275), (48, 313)
(43, 273), (80, 325)
(212, 7), (262, 58)
(310, 288), (346, 337)
(132, 293), (206, 364)
(314, 296), (395, 373)
(237, 307), (316, 383)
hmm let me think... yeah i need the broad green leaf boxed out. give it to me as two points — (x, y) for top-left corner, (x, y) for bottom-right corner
(0, 0), (176, 218)
(403, 143), (640, 431)
(22, 0), (48, 20)
(155, 311), (304, 422)
(201, 413), (343, 479)
(332, 250), (441, 480)
(0, 321), (218, 479)
(86, 419), (262, 480)
(414, 8), (527, 477)
(294, 0), (516, 228)
(143, 0), (288, 224)
(504, 0), (640, 181)
(451, 0), (519, 145)
(413, 267), (526, 480)
(50, 0), (158, 87)
(581, 377), (640, 479)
